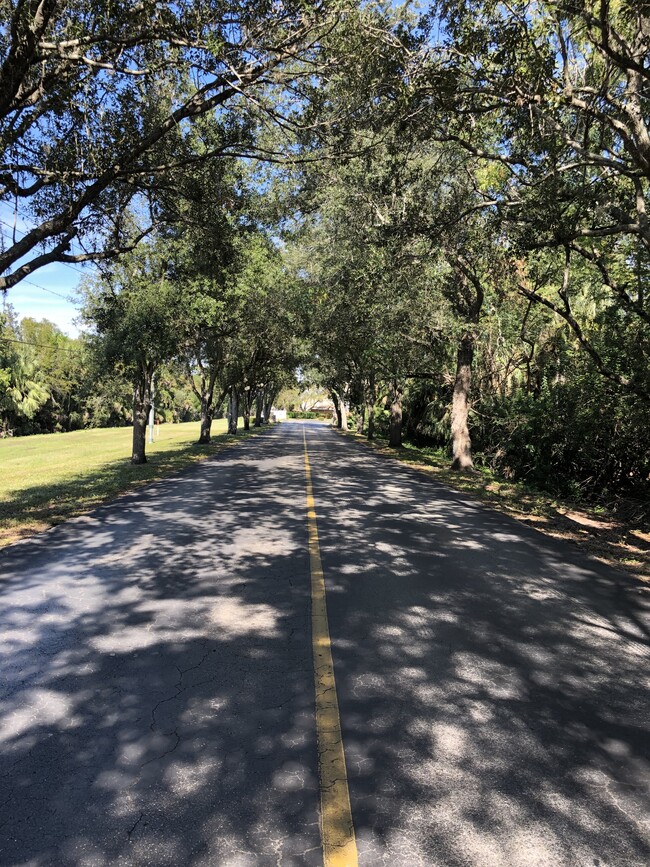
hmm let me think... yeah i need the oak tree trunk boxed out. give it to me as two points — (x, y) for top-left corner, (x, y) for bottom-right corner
(339, 398), (348, 431)
(254, 390), (263, 426)
(228, 388), (239, 435)
(131, 371), (152, 465)
(198, 398), (213, 444)
(356, 405), (364, 434)
(263, 394), (274, 424)
(367, 403), (375, 440)
(332, 391), (342, 428)
(242, 389), (251, 431)
(188, 365), (218, 445)
(389, 381), (403, 448)
(450, 335), (475, 471)
(366, 373), (376, 440)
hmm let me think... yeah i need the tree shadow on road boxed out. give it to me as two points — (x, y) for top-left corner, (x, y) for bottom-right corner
(361, 434), (650, 584)
(0, 428), (264, 547)
(0, 428), (320, 866)
(1, 422), (649, 866)
(311, 428), (650, 867)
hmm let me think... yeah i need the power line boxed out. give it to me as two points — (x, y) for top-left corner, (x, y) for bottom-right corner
(0, 336), (81, 354)
(53, 259), (89, 277)
(5, 206), (100, 266)
(0, 254), (86, 296)
(0, 223), (82, 301)
(0, 243), (80, 301)
(21, 278), (77, 302)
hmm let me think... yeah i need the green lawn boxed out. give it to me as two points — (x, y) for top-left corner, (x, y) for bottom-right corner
(0, 420), (256, 547)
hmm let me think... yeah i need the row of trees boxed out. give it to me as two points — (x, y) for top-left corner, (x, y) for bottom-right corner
(286, 1), (650, 505)
(1, 228), (299, 454)
(1, 163), (303, 454)
(1, 1), (648, 507)
(82, 220), (301, 462)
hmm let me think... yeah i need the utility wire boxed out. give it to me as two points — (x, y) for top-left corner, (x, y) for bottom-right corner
(0, 336), (82, 354)
(0, 237), (80, 302)
(21, 278), (78, 302)
(0, 250), (84, 302)
(6, 206), (100, 267)
(1, 206), (97, 263)
(0, 230), (79, 302)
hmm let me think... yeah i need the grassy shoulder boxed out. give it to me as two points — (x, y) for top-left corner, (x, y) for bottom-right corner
(341, 429), (650, 584)
(0, 419), (263, 548)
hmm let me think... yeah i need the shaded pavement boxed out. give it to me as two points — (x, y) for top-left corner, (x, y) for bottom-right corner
(309, 426), (650, 866)
(1, 422), (649, 865)
(0, 427), (319, 866)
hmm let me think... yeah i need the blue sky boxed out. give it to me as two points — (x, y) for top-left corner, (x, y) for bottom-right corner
(1, 204), (91, 337)
(4, 262), (86, 337)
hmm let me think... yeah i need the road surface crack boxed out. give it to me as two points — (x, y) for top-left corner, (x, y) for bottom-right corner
(127, 811), (144, 840)
(141, 728), (180, 767)
(150, 647), (214, 731)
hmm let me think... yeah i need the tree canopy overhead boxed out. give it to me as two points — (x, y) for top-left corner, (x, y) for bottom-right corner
(0, 0), (381, 288)
(1, 0), (648, 509)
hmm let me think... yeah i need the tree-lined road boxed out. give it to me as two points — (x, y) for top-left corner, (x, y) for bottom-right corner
(1, 422), (649, 866)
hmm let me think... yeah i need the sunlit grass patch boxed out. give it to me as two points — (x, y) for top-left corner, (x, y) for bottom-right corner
(0, 420), (260, 547)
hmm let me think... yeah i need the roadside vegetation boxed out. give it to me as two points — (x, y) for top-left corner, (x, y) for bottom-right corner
(0, 2), (648, 535)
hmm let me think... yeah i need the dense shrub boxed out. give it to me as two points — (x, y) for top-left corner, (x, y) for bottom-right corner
(403, 354), (650, 515)
(474, 380), (650, 505)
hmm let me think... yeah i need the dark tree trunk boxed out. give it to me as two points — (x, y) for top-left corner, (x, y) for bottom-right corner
(188, 364), (218, 445)
(450, 334), (475, 471)
(366, 373), (376, 440)
(389, 380), (403, 448)
(227, 388), (239, 435)
(131, 370), (152, 464)
(367, 403), (375, 440)
(198, 398), (213, 444)
(254, 390), (263, 426)
(331, 391), (342, 428)
(132, 407), (148, 464)
(339, 397), (348, 431)
(263, 393), (274, 424)
(242, 387), (252, 430)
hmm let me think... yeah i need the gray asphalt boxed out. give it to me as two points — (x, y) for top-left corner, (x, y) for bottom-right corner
(1, 421), (649, 866)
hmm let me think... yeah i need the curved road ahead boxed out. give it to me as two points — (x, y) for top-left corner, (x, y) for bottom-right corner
(1, 422), (649, 866)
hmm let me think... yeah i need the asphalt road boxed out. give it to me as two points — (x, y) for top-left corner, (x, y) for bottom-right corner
(1, 421), (649, 866)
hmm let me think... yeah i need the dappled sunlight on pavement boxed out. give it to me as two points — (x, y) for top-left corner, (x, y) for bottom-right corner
(0, 421), (648, 865)
(307, 425), (650, 867)
(0, 426), (321, 866)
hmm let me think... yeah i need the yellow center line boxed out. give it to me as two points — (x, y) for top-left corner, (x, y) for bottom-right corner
(303, 426), (359, 867)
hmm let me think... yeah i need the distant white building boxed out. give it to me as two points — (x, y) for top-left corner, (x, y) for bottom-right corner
(271, 409), (287, 421)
